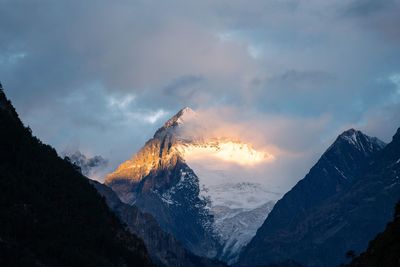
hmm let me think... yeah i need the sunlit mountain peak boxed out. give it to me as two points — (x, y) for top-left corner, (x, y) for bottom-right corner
(164, 106), (197, 128)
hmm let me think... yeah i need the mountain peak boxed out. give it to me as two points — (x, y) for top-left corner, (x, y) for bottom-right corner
(336, 128), (361, 145)
(180, 106), (194, 114)
(340, 128), (357, 135)
(338, 128), (361, 138)
(338, 128), (362, 145)
(331, 128), (386, 155)
(164, 107), (196, 128)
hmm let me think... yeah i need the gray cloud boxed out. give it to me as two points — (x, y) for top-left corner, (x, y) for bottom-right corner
(1, 0), (399, 185)
(340, 0), (400, 43)
(342, 0), (397, 17)
(250, 70), (337, 115)
(163, 75), (204, 97)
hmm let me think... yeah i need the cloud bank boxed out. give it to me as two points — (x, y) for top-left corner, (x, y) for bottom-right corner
(1, 0), (400, 187)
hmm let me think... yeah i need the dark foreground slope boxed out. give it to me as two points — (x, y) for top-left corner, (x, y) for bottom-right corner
(348, 201), (400, 267)
(240, 128), (400, 267)
(0, 86), (152, 267)
(92, 180), (227, 267)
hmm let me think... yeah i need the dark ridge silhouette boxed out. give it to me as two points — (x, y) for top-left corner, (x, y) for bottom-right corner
(347, 201), (400, 267)
(0, 86), (153, 266)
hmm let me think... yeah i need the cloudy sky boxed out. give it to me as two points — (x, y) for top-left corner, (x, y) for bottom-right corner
(1, 0), (400, 185)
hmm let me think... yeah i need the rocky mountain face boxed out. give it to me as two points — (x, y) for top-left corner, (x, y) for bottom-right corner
(345, 128), (400, 267)
(0, 86), (153, 266)
(106, 108), (220, 259)
(239, 128), (400, 267)
(91, 180), (226, 267)
(216, 199), (275, 263)
(105, 107), (278, 263)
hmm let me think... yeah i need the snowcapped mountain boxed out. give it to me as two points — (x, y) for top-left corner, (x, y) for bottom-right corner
(105, 107), (281, 263)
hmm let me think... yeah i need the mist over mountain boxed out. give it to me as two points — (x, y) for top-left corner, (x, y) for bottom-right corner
(63, 150), (108, 177)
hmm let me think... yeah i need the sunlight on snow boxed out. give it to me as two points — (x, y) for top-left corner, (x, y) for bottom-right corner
(177, 141), (274, 165)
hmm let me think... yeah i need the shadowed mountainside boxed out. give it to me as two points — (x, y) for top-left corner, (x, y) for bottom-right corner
(347, 201), (400, 267)
(0, 85), (153, 267)
(239, 128), (400, 267)
(92, 180), (227, 267)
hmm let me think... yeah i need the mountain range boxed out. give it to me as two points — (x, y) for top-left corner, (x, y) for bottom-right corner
(1, 82), (399, 267)
(104, 106), (400, 266)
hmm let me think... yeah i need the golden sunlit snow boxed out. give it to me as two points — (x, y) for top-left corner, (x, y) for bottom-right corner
(177, 141), (274, 165)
